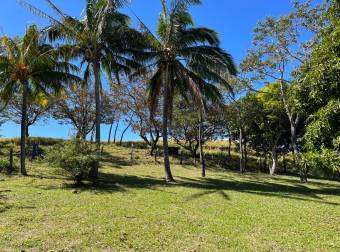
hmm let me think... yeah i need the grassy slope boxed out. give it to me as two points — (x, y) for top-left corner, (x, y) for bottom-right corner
(0, 144), (339, 251)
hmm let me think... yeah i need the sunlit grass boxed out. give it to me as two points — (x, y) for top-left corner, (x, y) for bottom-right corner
(0, 144), (339, 251)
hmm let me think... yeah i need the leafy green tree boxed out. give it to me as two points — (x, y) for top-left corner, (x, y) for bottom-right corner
(250, 84), (290, 175)
(240, 0), (326, 167)
(23, 0), (146, 178)
(231, 83), (290, 175)
(0, 25), (80, 175)
(143, 0), (237, 182)
(296, 0), (340, 177)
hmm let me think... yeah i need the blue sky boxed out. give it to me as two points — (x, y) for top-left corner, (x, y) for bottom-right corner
(0, 0), (320, 140)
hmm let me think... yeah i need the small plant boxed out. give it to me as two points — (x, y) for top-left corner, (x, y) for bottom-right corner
(46, 139), (99, 185)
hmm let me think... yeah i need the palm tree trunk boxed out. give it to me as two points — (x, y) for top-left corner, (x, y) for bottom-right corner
(199, 113), (206, 177)
(26, 124), (29, 138)
(162, 66), (174, 183)
(20, 81), (28, 176)
(89, 61), (101, 179)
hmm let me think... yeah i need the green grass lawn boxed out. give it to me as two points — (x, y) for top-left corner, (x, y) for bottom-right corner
(0, 144), (339, 251)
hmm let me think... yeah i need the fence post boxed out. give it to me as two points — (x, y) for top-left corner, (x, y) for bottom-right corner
(9, 146), (13, 174)
(130, 143), (134, 162)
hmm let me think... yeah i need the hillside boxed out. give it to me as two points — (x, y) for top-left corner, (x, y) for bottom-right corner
(0, 144), (339, 251)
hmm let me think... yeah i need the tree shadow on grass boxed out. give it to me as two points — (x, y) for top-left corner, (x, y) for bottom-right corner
(29, 168), (340, 207)
(185, 189), (231, 201)
(177, 176), (340, 206)
(263, 175), (340, 188)
(85, 172), (339, 206)
(101, 151), (135, 169)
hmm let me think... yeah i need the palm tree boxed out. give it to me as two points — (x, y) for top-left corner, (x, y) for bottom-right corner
(142, 0), (237, 182)
(21, 0), (146, 178)
(0, 25), (80, 175)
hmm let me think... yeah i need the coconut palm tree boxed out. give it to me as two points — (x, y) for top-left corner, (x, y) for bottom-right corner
(0, 24), (80, 175)
(20, 0), (146, 178)
(142, 0), (237, 182)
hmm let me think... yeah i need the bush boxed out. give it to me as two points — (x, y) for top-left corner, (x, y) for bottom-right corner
(0, 159), (11, 173)
(46, 140), (98, 184)
(303, 149), (340, 178)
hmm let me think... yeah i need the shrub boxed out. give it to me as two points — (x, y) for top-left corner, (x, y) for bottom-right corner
(0, 159), (11, 173)
(46, 140), (98, 184)
(303, 149), (340, 178)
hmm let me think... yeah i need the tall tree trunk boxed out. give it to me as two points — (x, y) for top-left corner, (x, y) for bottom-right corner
(239, 127), (245, 173)
(278, 79), (301, 178)
(199, 113), (206, 177)
(270, 147), (278, 175)
(81, 128), (87, 141)
(26, 124), (29, 138)
(89, 62), (101, 179)
(162, 66), (174, 182)
(193, 151), (197, 165)
(119, 121), (131, 146)
(228, 136), (231, 159)
(20, 82), (28, 176)
(290, 123), (299, 169)
(107, 120), (114, 143)
(80, 81), (88, 140)
(269, 134), (281, 175)
(113, 121), (119, 144)
(244, 135), (248, 170)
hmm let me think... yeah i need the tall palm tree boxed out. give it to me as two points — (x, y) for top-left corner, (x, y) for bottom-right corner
(142, 0), (237, 182)
(20, 0), (146, 178)
(0, 25), (80, 175)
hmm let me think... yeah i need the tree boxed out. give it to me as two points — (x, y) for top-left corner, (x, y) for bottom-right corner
(296, 0), (340, 178)
(0, 25), (79, 175)
(249, 83), (290, 175)
(101, 89), (121, 144)
(115, 76), (162, 155)
(240, 0), (326, 173)
(234, 84), (291, 175)
(51, 83), (96, 140)
(170, 99), (224, 166)
(24, 0), (146, 178)
(143, 0), (237, 182)
(52, 83), (116, 140)
(3, 92), (52, 137)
